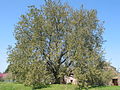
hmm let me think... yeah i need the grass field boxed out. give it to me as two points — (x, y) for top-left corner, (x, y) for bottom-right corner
(0, 82), (120, 90)
(39, 84), (78, 90)
(90, 86), (120, 90)
(0, 82), (31, 90)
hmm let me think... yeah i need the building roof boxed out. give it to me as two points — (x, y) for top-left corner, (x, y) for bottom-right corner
(0, 73), (7, 78)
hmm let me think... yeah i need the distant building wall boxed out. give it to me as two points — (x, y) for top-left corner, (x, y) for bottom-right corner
(64, 75), (77, 85)
(109, 76), (120, 86)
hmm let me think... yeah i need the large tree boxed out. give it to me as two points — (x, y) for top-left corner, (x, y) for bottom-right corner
(7, 0), (109, 88)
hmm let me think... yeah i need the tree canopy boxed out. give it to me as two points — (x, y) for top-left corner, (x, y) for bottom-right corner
(7, 0), (112, 89)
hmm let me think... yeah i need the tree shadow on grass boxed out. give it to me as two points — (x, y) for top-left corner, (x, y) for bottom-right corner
(75, 86), (107, 90)
(32, 84), (51, 90)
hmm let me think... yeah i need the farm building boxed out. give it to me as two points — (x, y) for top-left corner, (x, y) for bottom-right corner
(0, 73), (8, 81)
(105, 64), (120, 86)
(109, 74), (120, 86)
(64, 74), (77, 84)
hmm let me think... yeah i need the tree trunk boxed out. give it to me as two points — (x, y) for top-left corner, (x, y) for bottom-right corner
(54, 76), (60, 84)
(53, 71), (60, 84)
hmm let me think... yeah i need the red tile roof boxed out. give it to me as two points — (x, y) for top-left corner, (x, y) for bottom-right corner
(0, 73), (7, 78)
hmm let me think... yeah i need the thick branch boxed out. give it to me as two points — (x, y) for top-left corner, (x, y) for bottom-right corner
(61, 56), (69, 64)
(46, 61), (56, 73)
(59, 50), (68, 63)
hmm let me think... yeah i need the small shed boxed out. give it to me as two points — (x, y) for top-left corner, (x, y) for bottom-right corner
(109, 75), (120, 86)
(64, 75), (77, 85)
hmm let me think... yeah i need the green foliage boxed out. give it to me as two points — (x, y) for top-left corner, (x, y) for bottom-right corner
(8, 0), (74, 85)
(7, 0), (111, 89)
(24, 61), (52, 88)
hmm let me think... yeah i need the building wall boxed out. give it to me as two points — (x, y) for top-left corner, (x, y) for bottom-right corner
(64, 76), (77, 85)
(109, 76), (120, 86)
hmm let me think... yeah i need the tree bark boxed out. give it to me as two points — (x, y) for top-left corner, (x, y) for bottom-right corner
(54, 75), (60, 84)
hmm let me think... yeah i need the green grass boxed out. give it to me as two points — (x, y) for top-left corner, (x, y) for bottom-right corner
(37, 84), (77, 90)
(0, 82), (31, 90)
(90, 86), (120, 90)
(0, 83), (78, 90)
(1, 82), (120, 90)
